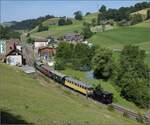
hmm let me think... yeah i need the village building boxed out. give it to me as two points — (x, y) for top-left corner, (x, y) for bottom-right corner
(34, 39), (49, 49)
(38, 46), (56, 60)
(64, 33), (83, 43)
(5, 48), (23, 66)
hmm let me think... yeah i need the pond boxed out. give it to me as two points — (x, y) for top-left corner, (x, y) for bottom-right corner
(85, 70), (94, 80)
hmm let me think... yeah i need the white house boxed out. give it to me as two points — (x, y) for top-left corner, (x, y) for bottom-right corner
(34, 39), (48, 49)
(6, 49), (22, 66)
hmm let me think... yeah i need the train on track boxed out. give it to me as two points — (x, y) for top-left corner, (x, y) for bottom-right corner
(34, 61), (113, 104)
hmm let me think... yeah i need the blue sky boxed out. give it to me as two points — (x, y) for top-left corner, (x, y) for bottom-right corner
(1, 0), (143, 22)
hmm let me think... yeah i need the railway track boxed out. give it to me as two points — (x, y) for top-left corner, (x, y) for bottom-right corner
(35, 70), (150, 123)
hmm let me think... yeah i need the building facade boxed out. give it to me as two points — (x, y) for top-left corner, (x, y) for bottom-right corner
(5, 49), (22, 66)
(34, 39), (48, 49)
(0, 40), (6, 54)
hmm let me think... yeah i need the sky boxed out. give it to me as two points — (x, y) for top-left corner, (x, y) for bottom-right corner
(0, 0), (144, 23)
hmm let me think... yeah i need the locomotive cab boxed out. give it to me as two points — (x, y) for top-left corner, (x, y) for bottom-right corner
(93, 89), (113, 104)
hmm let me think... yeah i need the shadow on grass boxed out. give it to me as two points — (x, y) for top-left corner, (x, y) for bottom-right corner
(0, 109), (34, 124)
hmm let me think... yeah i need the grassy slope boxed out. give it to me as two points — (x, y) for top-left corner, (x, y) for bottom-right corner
(89, 27), (150, 51)
(31, 13), (97, 39)
(0, 63), (142, 125)
(132, 19), (150, 28)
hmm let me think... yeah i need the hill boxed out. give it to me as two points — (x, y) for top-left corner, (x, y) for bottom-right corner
(0, 63), (143, 125)
(30, 12), (98, 39)
(89, 26), (150, 52)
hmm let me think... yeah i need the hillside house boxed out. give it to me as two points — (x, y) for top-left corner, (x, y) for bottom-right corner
(34, 39), (49, 49)
(5, 49), (23, 66)
(38, 46), (56, 60)
(64, 33), (83, 43)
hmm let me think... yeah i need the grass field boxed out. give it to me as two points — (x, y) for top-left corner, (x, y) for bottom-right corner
(90, 27), (150, 52)
(0, 63), (143, 125)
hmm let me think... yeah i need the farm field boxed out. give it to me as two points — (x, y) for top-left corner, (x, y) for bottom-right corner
(89, 27), (150, 52)
(60, 68), (147, 113)
(0, 63), (143, 125)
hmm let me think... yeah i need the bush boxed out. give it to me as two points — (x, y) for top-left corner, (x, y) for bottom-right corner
(38, 24), (48, 32)
(123, 112), (129, 118)
(130, 14), (143, 25)
(54, 59), (65, 70)
(58, 18), (66, 26)
(58, 17), (73, 26)
(107, 105), (114, 111)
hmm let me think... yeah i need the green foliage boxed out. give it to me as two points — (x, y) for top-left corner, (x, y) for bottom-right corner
(74, 11), (83, 20)
(58, 17), (73, 26)
(82, 23), (93, 39)
(10, 15), (55, 30)
(58, 18), (66, 26)
(92, 48), (114, 80)
(97, 13), (101, 25)
(130, 14), (143, 25)
(0, 25), (20, 39)
(55, 42), (96, 71)
(94, 83), (103, 91)
(107, 105), (114, 112)
(99, 5), (107, 13)
(116, 45), (150, 108)
(26, 37), (34, 44)
(38, 24), (48, 32)
(97, 2), (150, 21)
(65, 18), (73, 25)
(91, 18), (97, 26)
(54, 59), (65, 70)
(85, 12), (91, 16)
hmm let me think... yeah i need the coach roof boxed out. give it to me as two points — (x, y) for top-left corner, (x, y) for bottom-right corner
(65, 77), (92, 89)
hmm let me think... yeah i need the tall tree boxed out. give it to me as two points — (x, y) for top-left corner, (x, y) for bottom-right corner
(116, 45), (150, 108)
(74, 11), (83, 20)
(99, 5), (107, 13)
(82, 23), (93, 39)
(92, 48), (114, 80)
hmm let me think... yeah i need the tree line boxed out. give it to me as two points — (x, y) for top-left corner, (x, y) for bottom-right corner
(0, 25), (21, 39)
(98, 2), (150, 22)
(55, 42), (150, 108)
(10, 15), (55, 30)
